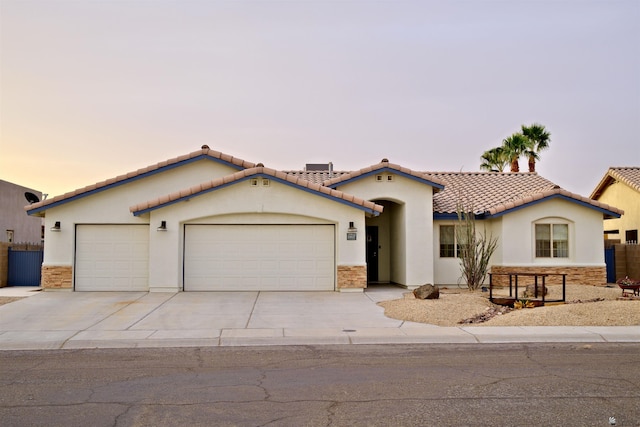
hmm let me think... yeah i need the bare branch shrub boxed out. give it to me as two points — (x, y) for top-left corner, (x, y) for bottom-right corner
(456, 201), (498, 291)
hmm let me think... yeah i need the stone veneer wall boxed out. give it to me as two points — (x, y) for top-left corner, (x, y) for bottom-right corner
(41, 265), (73, 290)
(489, 265), (606, 287)
(337, 265), (367, 289)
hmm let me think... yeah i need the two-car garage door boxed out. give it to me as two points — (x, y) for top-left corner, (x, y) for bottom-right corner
(184, 224), (335, 291)
(74, 224), (335, 291)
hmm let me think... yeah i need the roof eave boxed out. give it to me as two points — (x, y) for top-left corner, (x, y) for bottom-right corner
(326, 167), (445, 190)
(484, 194), (623, 219)
(131, 173), (383, 217)
(25, 151), (252, 215)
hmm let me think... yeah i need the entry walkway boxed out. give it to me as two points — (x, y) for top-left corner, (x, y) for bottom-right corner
(0, 286), (638, 350)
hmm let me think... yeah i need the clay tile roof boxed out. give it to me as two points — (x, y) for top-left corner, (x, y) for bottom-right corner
(590, 167), (640, 199)
(26, 147), (256, 213)
(287, 161), (442, 187)
(129, 167), (384, 215)
(426, 171), (623, 217)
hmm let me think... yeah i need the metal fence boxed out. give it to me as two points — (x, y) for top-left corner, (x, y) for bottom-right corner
(7, 243), (44, 286)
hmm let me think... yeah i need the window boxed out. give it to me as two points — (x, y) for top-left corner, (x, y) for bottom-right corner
(440, 225), (455, 257)
(626, 230), (638, 244)
(535, 223), (568, 258)
(439, 225), (468, 258)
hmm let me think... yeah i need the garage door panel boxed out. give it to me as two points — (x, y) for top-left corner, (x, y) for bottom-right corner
(75, 225), (149, 291)
(184, 224), (335, 291)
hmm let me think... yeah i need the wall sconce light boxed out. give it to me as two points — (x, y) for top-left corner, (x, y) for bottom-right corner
(50, 221), (61, 232)
(157, 220), (167, 232)
(347, 221), (357, 240)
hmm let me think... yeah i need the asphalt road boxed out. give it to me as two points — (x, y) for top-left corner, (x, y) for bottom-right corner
(1, 343), (639, 427)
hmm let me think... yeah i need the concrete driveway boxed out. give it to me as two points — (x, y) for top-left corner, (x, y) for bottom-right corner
(1, 286), (638, 349)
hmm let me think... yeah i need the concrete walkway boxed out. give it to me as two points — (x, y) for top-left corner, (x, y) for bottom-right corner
(0, 286), (638, 350)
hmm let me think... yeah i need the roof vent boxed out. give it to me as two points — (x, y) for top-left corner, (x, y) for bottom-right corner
(381, 158), (389, 163)
(256, 163), (264, 167)
(201, 145), (210, 150)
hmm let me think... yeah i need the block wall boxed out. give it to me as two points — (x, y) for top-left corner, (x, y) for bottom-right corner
(613, 244), (640, 281)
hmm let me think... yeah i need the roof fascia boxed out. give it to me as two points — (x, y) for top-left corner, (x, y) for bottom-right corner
(328, 167), (445, 190)
(132, 173), (382, 217)
(26, 155), (243, 215)
(589, 173), (614, 200)
(485, 194), (622, 219)
(433, 213), (485, 221)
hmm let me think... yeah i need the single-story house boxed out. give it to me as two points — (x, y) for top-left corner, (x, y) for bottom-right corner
(590, 167), (640, 244)
(26, 147), (623, 292)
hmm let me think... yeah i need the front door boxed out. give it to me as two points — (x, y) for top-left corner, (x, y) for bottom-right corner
(366, 226), (379, 283)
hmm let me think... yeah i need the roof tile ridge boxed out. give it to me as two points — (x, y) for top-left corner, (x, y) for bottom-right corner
(32, 147), (256, 211)
(608, 168), (640, 192)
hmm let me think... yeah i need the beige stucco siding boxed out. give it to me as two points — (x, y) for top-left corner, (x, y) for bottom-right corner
(433, 218), (501, 286)
(335, 173), (435, 287)
(497, 198), (605, 266)
(596, 181), (639, 241)
(433, 199), (604, 285)
(142, 179), (368, 291)
(41, 159), (242, 267)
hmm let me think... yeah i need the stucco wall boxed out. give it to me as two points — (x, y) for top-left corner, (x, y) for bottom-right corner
(143, 178), (369, 291)
(433, 199), (605, 286)
(39, 159), (241, 267)
(365, 202), (392, 282)
(335, 172), (436, 287)
(497, 198), (605, 266)
(596, 181), (639, 242)
(433, 218), (501, 286)
(1, 180), (42, 244)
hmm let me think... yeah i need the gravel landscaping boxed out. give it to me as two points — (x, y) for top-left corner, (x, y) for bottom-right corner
(378, 284), (640, 326)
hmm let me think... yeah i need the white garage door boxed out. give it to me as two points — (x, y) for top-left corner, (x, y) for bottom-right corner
(184, 224), (335, 291)
(75, 225), (149, 291)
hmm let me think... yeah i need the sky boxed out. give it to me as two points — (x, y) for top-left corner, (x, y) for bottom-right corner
(1, 0), (639, 200)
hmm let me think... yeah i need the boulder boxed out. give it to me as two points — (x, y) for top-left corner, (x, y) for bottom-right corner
(522, 283), (548, 298)
(413, 284), (440, 300)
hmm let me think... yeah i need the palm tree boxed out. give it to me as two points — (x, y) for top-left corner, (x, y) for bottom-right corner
(521, 123), (551, 173)
(502, 133), (529, 172)
(480, 147), (509, 172)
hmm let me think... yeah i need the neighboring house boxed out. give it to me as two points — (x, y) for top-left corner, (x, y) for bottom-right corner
(1, 179), (43, 244)
(25, 147), (622, 292)
(590, 167), (640, 244)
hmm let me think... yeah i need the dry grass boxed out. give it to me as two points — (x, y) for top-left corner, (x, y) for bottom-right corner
(378, 284), (640, 326)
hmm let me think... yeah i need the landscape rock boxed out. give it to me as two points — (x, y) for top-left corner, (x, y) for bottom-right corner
(413, 284), (439, 300)
(522, 283), (548, 298)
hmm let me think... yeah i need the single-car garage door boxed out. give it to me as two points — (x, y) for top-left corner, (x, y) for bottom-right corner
(75, 224), (149, 291)
(184, 224), (335, 291)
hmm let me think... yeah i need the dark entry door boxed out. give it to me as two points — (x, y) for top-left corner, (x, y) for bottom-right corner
(366, 226), (379, 283)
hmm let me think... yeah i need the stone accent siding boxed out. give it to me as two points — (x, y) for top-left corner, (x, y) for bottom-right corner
(41, 265), (73, 290)
(337, 265), (367, 289)
(489, 266), (606, 287)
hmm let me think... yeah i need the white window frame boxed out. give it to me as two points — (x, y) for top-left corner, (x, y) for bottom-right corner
(534, 220), (570, 259)
(439, 224), (468, 258)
